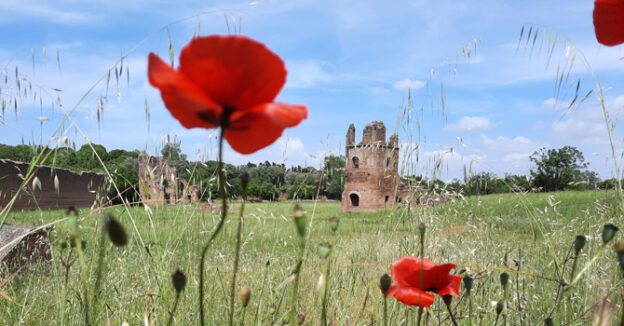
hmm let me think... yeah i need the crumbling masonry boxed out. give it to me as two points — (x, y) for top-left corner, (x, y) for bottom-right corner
(138, 154), (200, 206)
(341, 121), (400, 212)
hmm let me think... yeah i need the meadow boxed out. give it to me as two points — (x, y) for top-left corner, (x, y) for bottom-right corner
(1, 189), (622, 325)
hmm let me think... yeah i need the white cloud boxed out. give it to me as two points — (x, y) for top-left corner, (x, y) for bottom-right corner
(481, 134), (538, 154)
(552, 95), (624, 144)
(393, 78), (425, 91)
(446, 116), (499, 132)
(0, 1), (102, 25)
(542, 98), (559, 110)
(285, 60), (331, 88)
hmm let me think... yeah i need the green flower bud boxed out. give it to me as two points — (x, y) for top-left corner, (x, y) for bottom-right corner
(495, 300), (504, 315)
(573, 235), (586, 255)
(602, 224), (619, 244)
(463, 275), (473, 293)
(544, 318), (554, 326)
(380, 274), (392, 295)
(613, 242), (624, 271)
(105, 214), (128, 247)
(318, 242), (332, 259)
(171, 269), (187, 294)
(500, 272), (509, 289)
(293, 205), (307, 237)
(329, 216), (340, 232)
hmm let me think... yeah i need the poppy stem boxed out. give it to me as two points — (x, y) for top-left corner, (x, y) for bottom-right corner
(166, 293), (181, 326)
(416, 222), (426, 326)
(228, 179), (247, 326)
(199, 127), (228, 326)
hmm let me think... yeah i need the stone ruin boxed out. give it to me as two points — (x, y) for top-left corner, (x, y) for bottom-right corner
(342, 121), (401, 212)
(0, 159), (106, 210)
(0, 224), (51, 275)
(341, 121), (432, 212)
(137, 154), (201, 206)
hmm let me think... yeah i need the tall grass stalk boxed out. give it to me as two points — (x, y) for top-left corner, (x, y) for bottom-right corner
(229, 177), (248, 326)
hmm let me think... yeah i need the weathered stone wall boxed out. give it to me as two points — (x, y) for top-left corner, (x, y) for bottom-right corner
(0, 159), (106, 210)
(342, 121), (400, 212)
(137, 154), (201, 206)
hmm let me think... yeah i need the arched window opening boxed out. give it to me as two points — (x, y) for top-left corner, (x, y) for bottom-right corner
(352, 156), (360, 169)
(386, 157), (391, 167)
(350, 193), (359, 207)
(385, 196), (389, 203)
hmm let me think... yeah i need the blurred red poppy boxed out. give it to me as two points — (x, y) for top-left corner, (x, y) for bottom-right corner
(593, 0), (624, 46)
(386, 256), (461, 307)
(148, 35), (308, 154)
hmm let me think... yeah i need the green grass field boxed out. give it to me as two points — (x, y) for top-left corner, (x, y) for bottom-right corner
(1, 190), (623, 325)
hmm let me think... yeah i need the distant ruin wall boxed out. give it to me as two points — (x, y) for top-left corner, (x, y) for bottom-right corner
(0, 159), (106, 210)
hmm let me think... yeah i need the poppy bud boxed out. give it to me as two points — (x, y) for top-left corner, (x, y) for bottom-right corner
(418, 222), (426, 238)
(105, 214), (128, 247)
(171, 269), (187, 294)
(239, 285), (251, 308)
(500, 272), (509, 289)
(495, 300), (504, 315)
(613, 242), (624, 271)
(442, 294), (453, 307)
(544, 318), (554, 326)
(329, 216), (340, 232)
(602, 224), (619, 244)
(463, 275), (473, 293)
(318, 242), (332, 259)
(293, 205), (307, 237)
(573, 235), (586, 255)
(380, 274), (392, 295)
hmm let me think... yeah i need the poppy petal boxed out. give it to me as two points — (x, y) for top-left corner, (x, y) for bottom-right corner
(391, 256), (452, 290)
(225, 103), (307, 154)
(387, 283), (435, 307)
(436, 275), (462, 298)
(148, 53), (222, 128)
(593, 0), (624, 46)
(179, 35), (287, 110)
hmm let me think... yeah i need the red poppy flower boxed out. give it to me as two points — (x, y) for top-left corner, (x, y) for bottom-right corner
(148, 35), (308, 154)
(593, 0), (624, 46)
(386, 256), (461, 307)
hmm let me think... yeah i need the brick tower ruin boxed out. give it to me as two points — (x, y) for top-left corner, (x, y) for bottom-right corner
(341, 121), (400, 212)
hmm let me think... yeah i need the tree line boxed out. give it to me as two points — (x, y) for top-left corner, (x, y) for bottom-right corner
(0, 142), (346, 203)
(0, 143), (613, 203)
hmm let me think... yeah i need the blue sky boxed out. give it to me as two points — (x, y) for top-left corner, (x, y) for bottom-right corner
(1, 0), (624, 181)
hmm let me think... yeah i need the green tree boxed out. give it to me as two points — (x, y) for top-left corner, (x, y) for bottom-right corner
(530, 146), (589, 192)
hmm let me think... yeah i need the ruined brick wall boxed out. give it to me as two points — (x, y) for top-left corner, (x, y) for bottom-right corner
(341, 121), (400, 212)
(0, 159), (106, 210)
(138, 154), (201, 206)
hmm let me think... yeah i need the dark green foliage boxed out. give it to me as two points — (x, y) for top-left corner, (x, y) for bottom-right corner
(530, 146), (589, 192)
